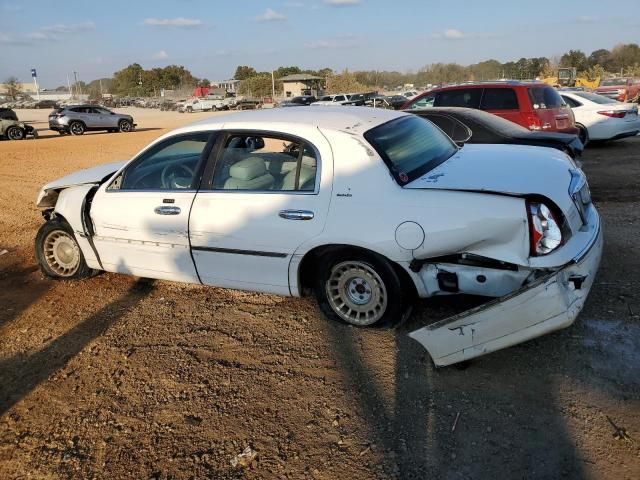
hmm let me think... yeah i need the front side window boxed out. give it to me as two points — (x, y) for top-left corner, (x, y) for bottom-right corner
(211, 134), (317, 192)
(435, 89), (482, 109)
(480, 88), (519, 110)
(408, 95), (434, 109)
(364, 115), (457, 185)
(110, 132), (211, 190)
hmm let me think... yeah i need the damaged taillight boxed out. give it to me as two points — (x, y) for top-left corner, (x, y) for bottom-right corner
(527, 202), (563, 256)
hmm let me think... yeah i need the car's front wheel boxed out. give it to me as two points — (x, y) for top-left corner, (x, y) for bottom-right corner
(69, 121), (85, 135)
(314, 252), (409, 327)
(118, 119), (133, 132)
(6, 126), (25, 140)
(35, 219), (94, 279)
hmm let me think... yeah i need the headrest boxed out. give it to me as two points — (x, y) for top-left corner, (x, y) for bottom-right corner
(229, 157), (267, 180)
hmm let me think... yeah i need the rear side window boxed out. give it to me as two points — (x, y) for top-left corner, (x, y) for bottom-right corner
(364, 116), (457, 185)
(562, 96), (582, 108)
(528, 87), (564, 110)
(480, 88), (519, 110)
(434, 89), (482, 109)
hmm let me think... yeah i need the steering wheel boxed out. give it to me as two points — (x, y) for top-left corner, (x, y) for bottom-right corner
(161, 163), (195, 189)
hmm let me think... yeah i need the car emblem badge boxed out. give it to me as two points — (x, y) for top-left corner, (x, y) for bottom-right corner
(399, 172), (409, 183)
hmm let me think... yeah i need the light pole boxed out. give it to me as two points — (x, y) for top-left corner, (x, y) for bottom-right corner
(31, 68), (40, 101)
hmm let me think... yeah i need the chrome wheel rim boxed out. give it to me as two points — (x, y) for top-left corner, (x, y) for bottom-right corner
(120, 121), (131, 132)
(70, 123), (83, 135)
(326, 261), (387, 326)
(43, 230), (80, 277)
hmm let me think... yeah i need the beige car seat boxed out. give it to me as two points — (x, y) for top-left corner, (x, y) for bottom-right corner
(223, 157), (275, 190)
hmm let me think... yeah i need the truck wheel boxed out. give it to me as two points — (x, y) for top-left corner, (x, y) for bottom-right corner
(118, 120), (132, 132)
(186, 106), (193, 113)
(6, 126), (25, 140)
(314, 251), (410, 327)
(35, 219), (95, 279)
(69, 121), (85, 135)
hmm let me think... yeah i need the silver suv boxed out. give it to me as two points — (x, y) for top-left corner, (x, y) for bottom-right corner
(48, 105), (136, 135)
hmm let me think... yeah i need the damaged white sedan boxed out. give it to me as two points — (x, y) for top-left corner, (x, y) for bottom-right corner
(35, 107), (602, 366)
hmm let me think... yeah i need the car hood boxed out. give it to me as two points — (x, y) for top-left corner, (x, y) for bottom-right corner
(41, 160), (126, 191)
(405, 144), (577, 214)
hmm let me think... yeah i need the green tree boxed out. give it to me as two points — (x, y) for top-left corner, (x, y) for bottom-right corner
(326, 69), (367, 94)
(198, 78), (211, 87)
(274, 66), (302, 78)
(4, 76), (22, 100)
(234, 65), (257, 80)
(588, 49), (611, 69)
(609, 43), (640, 74)
(559, 50), (588, 72)
(238, 74), (277, 98)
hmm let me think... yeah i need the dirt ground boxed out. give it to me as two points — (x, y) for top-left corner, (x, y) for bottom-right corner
(0, 108), (638, 479)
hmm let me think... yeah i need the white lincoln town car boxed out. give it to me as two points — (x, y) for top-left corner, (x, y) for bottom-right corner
(35, 107), (602, 366)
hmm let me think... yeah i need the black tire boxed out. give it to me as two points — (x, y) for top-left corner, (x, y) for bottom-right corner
(6, 126), (25, 140)
(577, 124), (589, 146)
(69, 121), (85, 135)
(35, 219), (95, 279)
(186, 106), (193, 113)
(314, 251), (410, 327)
(118, 120), (132, 132)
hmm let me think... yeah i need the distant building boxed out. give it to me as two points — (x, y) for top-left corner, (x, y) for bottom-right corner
(0, 82), (38, 95)
(278, 74), (324, 98)
(212, 79), (240, 94)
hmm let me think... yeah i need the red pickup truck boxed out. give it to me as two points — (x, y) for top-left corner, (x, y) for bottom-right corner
(594, 78), (640, 103)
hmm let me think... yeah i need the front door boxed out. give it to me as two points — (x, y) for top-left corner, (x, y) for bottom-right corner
(90, 131), (214, 282)
(189, 128), (333, 295)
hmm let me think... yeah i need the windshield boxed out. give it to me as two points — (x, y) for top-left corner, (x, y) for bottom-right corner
(600, 78), (627, 86)
(364, 115), (457, 185)
(573, 92), (619, 104)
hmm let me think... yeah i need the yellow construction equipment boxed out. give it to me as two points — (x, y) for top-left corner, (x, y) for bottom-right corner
(541, 68), (600, 90)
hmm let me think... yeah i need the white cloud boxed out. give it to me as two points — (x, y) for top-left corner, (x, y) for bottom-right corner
(144, 17), (203, 28)
(152, 50), (169, 60)
(324, 0), (361, 6)
(577, 15), (596, 23)
(40, 21), (95, 34)
(444, 28), (465, 39)
(256, 8), (287, 22)
(305, 33), (360, 49)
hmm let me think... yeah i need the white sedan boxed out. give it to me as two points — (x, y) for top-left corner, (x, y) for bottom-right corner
(34, 107), (602, 366)
(560, 91), (640, 144)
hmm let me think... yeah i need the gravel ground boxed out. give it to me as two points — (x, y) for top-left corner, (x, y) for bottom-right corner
(0, 108), (638, 479)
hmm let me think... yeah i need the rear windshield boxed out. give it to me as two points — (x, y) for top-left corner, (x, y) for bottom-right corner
(600, 78), (627, 86)
(364, 115), (457, 185)
(528, 87), (564, 109)
(573, 92), (619, 104)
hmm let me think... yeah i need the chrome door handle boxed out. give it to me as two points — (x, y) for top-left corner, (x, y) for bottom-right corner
(279, 209), (314, 220)
(154, 206), (181, 215)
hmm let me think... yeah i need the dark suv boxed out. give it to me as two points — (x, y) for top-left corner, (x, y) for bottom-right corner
(403, 82), (577, 134)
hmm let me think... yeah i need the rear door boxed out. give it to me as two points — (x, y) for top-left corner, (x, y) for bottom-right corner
(188, 127), (334, 295)
(479, 88), (521, 125)
(434, 88), (482, 109)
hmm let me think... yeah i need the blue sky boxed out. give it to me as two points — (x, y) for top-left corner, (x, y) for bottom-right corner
(1, 0), (639, 88)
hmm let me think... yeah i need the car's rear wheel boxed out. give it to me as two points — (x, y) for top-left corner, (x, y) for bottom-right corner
(6, 126), (24, 140)
(314, 252), (409, 327)
(118, 120), (132, 132)
(69, 121), (85, 135)
(35, 219), (94, 279)
(186, 106), (193, 113)
(577, 124), (589, 146)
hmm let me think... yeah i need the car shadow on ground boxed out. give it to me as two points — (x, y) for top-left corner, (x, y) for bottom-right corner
(321, 293), (590, 478)
(33, 128), (163, 139)
(0, 278), (154, 416)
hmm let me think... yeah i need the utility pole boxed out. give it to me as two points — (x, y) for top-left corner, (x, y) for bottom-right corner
(73, 71), (79, 97)
(271, 70), (275, 100)
(67, 74), (72, 97)
(31, 68), (40, 101)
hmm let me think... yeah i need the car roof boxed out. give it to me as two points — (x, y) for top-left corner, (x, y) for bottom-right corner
(429, 81), (546, 90)
(185, 106), (406, 135)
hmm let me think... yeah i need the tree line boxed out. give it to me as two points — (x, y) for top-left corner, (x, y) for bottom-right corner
(3, 43), (639, 101)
